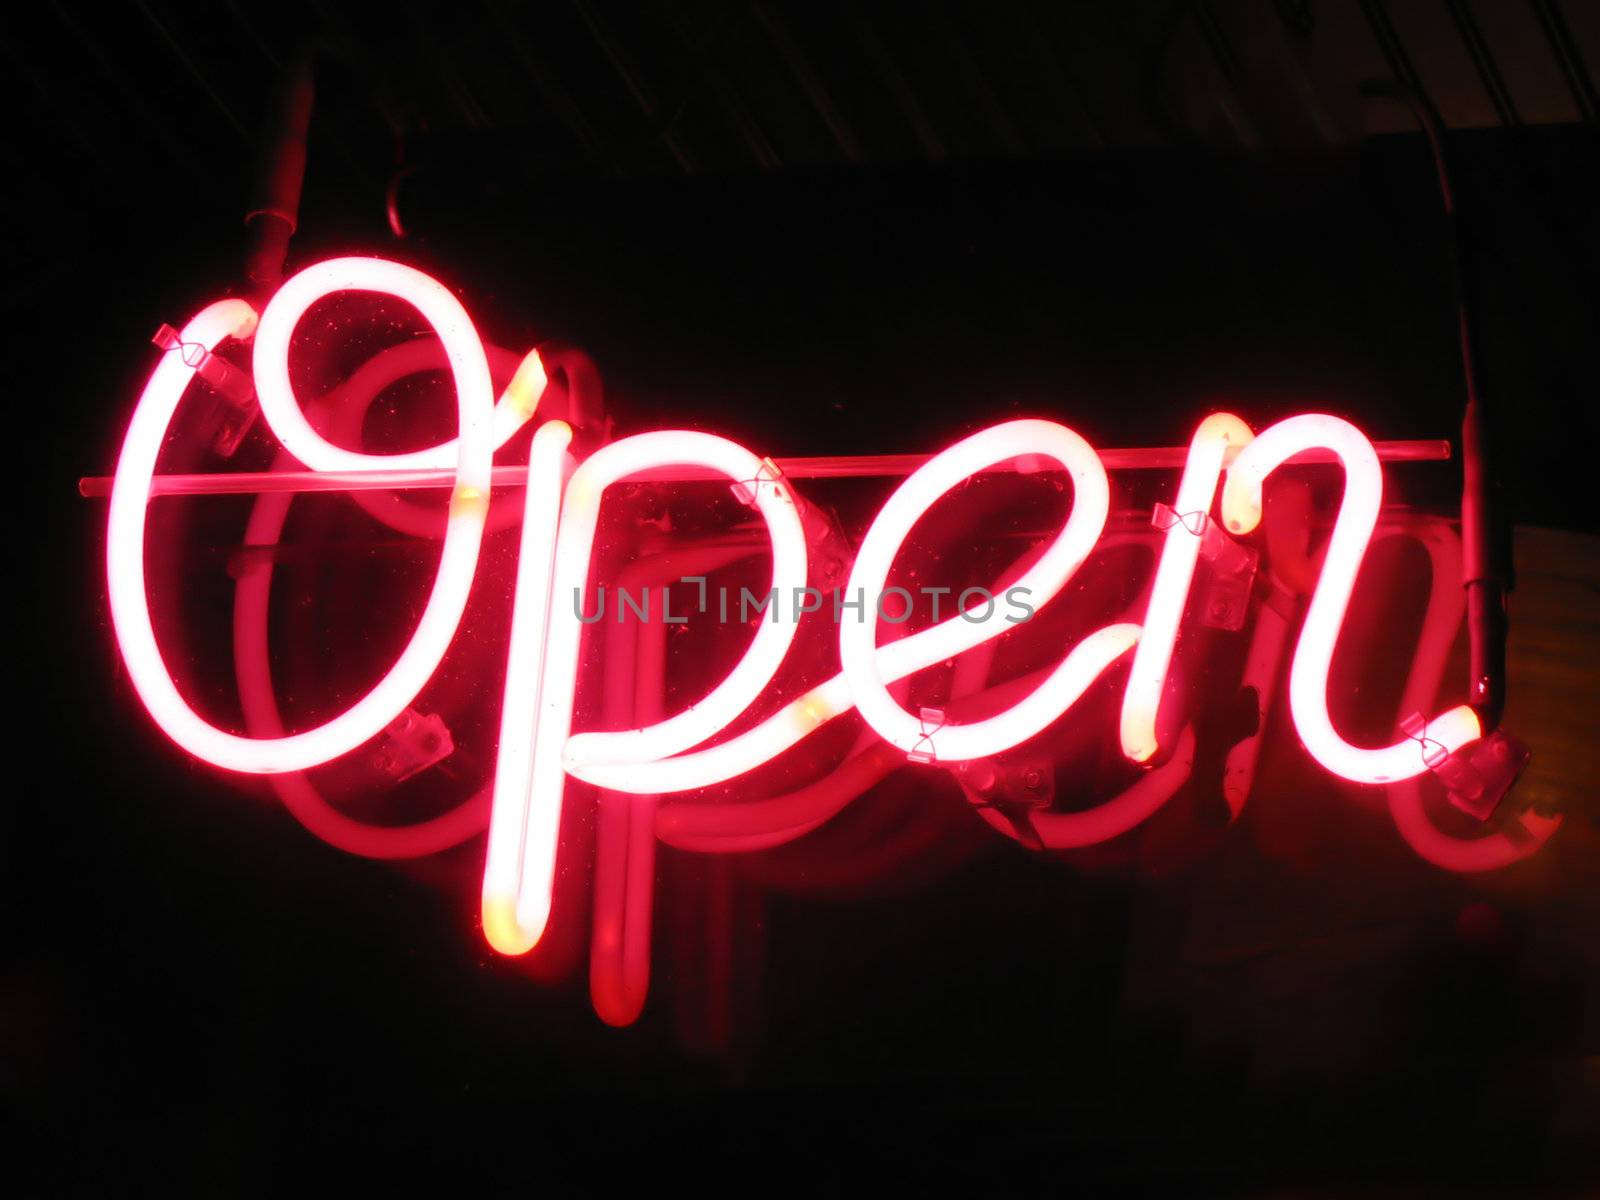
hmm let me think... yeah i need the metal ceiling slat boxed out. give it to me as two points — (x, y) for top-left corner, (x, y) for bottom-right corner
(749, 0), (865, 164)
(131, 0), (249, 136)
(1531, 0), (1598, 121)
(654, 2), (783, 171)
(1009, 0), (1107, 150)
(839, 1), (948, 162)
(26, 0), (1597, 215)
(1444, 0), (1521, 126)
(1357, 0), (1435, 115)
(571, 0), (698, 173)
(43, 0), (207, 185)
(1462, 0), (1584, 126)
(1205, 0), (1346, 146)
(1182, 0), (1265, 148)
(483, 0), (618, 172)
(924, 2), (1028, 155)
(1376, 0), (1504, 130)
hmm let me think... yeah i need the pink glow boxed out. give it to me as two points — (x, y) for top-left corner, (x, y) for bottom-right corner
(231, 447), (492, 858)
(590, 585), (670, 1026)
(840, 419), (1136, 761)
(567, 463), (1136, 795)
(77, 437), (1451, 500)
(1222, 414), (1482, 784)
(1120, 413), (1253, 763)
(1015, 725), (1195, 849)
(96, 258), (1556, 1029)
(252, 256), (540, 471)
(482, 421), (573, 954)
(225, 335), (546, 857)
(324, 339), (542, 540)
(488, 430), (810, 954)
(108, 261), (496, 775)
(1379, 519), (1561, 870)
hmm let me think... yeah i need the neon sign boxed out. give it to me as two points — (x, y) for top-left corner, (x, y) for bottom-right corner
(96, 256), (1560, 1024)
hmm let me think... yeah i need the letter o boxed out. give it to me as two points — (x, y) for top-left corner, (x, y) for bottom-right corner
(106, 259), (495, 774)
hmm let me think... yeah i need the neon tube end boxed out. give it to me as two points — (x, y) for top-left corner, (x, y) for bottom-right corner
(481, 894), (543, 956)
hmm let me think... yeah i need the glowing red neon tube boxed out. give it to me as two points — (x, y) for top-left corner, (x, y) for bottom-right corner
(108, 260), (497, 774)
(1119, 413), (1252, 764)
(1222, 415), (1482, 784)
(839, 419), (1138, 762)
(485, 429), (810, 954)
(100, 256), (1551, 1010)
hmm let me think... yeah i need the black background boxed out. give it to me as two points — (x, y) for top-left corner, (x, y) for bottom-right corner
(8, 3), (1599, 1191)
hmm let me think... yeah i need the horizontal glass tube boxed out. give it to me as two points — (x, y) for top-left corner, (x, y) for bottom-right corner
(78, 439), (1450, 499)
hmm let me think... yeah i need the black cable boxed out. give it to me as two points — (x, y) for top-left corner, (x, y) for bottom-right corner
(1360, 79), (1510, 733)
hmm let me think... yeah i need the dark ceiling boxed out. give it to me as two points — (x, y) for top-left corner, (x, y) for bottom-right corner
(12, 0), (1597, 195)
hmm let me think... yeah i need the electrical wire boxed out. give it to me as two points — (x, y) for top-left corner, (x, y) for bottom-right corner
(1360, 78), (1510, 733)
